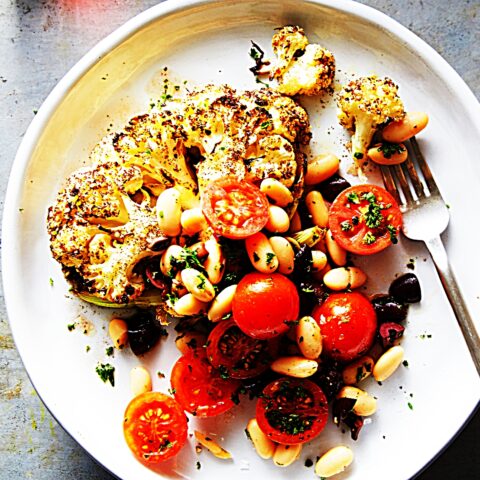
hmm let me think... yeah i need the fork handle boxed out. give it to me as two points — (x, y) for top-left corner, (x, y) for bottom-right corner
(426, 236), (480, 375)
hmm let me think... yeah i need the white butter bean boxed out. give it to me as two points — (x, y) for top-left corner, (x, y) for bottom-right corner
(246, 418), (276, 459)
(260, 178), (294, 207)
(160, 245), (185, 277)
(273, 443), (302, 467)
(326, 229), (347, 267)
(180, 268), (216, 302)
(315, 446), (354, 478)
(342, 355), (374, 385)
(130, 366), (152, 397)
(175, 331), (207, 354)
(312, 250), (328, 272)
(382, 112), (429, 143)
(373, 345), (404, 381)
(271, 356), (318, 378)
(108, 318), (128, 349)
(305, 153), (340, 186)
(245, 232), (279, 273)
(306, 190), (329, 228)
(172, 293), (210, 317)
(296, 316), (322, 359)
(265, 205), (290, 233)
(204, 237), (225, 284)
(323, 267), (366, 291)
(270, 236), (295, 275)
(156, 187), (182, 237)
(180, 208), (207, 235)
(337, 386), (377, 416)
(208, 284), (237, 322)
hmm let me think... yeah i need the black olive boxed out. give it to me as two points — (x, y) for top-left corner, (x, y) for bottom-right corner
(378, 322), (405, 348)
(292, 244), (313, 280)
(127, 310), (163, 355)
(370, 294), (408, 323)
(332, 397), (364, 440)
(389, 273), (422, 303)
(311, 359), (344, 401)
(318, 174), (352, 203)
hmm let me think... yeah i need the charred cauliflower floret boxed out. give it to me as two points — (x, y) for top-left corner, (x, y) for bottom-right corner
(48, 85), (312, 305)
(270, 26), (335, 96)
(47, 161), (165, 304)
(337, 75), (405, 174)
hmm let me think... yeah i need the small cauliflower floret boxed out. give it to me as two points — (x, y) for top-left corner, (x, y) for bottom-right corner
(47, 162), (166, 304)
(337, 75), (405, 174)
(270, 26), (335, 96)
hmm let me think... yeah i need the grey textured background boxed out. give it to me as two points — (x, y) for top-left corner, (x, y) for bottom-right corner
(0, 1), (478, 479)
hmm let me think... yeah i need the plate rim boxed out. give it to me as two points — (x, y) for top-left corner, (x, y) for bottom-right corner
(3, 1), (480, 479)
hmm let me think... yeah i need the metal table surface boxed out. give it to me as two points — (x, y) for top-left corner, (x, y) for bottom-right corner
(0, 1), (478, 479)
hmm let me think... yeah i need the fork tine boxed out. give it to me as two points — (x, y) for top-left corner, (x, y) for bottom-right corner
(380, 165), (401, 205)
(409, 137), (439, 194)
(403, 156), (426, 198)
(393, 164), (414, 204)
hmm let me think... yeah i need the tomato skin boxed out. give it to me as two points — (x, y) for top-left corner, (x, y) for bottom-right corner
(170, 350), (240, 417)
(232, 273), (300, 339)
(201, 177), (270, 239)
(312, 292), (377, 362)
(207, 319), (278, 379)
(256, 378), (328, 445)
(329, 184), (402, 255)
(123, 392), (188, 464)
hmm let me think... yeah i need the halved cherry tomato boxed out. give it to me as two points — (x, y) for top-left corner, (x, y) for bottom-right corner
(256, 377), (328, 445)
(123, 391), (188, 464)
(170, 350), (240, 417)
(201, 177), (270, 239)
(232, 272), (299, 339)
(329, 184), (402, 255)
(206, 319), (278, 379)
(312, 292), (377, 362)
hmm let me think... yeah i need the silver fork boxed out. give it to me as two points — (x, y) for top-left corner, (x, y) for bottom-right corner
(380, 137), (480, 375)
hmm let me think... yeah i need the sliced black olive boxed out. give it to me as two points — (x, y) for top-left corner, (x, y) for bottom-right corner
(378, 322), (405, 348)
(127, 310), (163, 355)
(318, 174), (351, 203)
(370, 294), (408, 323)
(389, 273), (422, 303)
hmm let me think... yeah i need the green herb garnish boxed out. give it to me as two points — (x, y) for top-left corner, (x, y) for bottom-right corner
(96, 363), (115, 386)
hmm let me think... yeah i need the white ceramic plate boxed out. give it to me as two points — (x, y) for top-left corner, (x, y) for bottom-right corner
(3, 1), (480, 479)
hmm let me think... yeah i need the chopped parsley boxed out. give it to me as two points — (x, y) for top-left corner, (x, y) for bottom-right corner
(266, 252), (276, 265)
(67, 323), (76, 331)
(166, 293), (178, 304)
(196, 275), (206, 290)
(96, 363), (115, 386)
(105, 346), (114, 357)
(49, 278), (54, 286)
(407, 402), (414, 410)
(378, 142), (406, 159)
(363, 232), (376, 245)
(362, 192), (383, 228)
(402, 360), (409, 367)
(347, 192), (360, 204)
(85, 345), (91, 353)
(340, 220), (352, 231)
(354, 152), (364, 159)
(387, 224), (398, 244)
(196, 461), (202, 470)
(260, 120), (272, 129)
